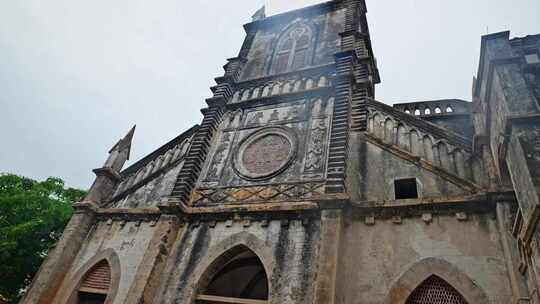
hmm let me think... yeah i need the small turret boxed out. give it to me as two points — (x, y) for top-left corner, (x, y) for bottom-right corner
(84, 125), (136, 206)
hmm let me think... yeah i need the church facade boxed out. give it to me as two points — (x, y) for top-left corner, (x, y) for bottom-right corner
(22, 0), (540, 303)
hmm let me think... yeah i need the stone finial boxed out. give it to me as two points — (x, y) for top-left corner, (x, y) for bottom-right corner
(104, 125), (136, 172)
(84, 125), (136, 206)
(252, 6), (266, 22)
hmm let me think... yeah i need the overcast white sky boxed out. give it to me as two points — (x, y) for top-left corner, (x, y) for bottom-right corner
(0, 0), (539, 189)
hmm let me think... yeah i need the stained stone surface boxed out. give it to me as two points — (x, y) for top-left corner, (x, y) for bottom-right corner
(235, 129), (295, 180)
(21, 2), (540, 304)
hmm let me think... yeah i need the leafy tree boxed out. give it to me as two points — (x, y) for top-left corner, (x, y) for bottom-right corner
(0, 173), (85, 303)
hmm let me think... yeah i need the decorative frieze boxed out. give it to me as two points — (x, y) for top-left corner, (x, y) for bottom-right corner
(230, 72), (332, 104)
(191, 182), (325, 206)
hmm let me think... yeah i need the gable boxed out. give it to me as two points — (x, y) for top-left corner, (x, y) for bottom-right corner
(240, 7), (346, 81)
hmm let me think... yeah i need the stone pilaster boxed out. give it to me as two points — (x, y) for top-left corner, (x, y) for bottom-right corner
(326, 52), (353, 194)
(20, 202), (97, 304)
(313, 209), (343, 304)
(124, 215), (182, 303)
(169, 103), (225, 205)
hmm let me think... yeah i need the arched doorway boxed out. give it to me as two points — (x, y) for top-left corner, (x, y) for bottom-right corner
(196, 245), (269, 304)
(77, 260), (111, 304)
(406, 275), (467, 304)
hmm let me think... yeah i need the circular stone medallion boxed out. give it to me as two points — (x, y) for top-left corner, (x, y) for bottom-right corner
(233, 127), (297, 180)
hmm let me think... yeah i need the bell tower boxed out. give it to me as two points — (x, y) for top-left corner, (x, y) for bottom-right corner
(166, 0), (379, 211)
(155, 1), (380, 303)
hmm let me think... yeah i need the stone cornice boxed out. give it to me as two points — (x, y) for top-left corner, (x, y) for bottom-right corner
(81, 190), (514, 222)
(234, 64), (336, 88)
(226, 86), (334, 111)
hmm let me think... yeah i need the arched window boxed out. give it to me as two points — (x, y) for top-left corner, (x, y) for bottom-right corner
(414, 109), (421, 116)
(424, 108), (431, 115)
(446, 106), (453, 113)
(273, 25), (312, 74)
(77, 260), (111, 304)
(406, 275), (467, 304)
(435, 107), (442, 114)
(196, 246), (269, 304)
(404, 109), (411, 114)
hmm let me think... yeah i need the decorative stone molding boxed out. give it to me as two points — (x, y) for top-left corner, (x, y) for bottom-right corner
(384, 257), (490, 304)
(110, 131), (195, 203)
(59, 249), (121, 304)
(191, 182), (325, 206)
(184, 233), (274, 304)
(232, 126), (298, 181)
(230, 72), (332, 104)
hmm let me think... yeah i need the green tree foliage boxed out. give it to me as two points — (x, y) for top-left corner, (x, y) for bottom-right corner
(0, 174), (85, 302)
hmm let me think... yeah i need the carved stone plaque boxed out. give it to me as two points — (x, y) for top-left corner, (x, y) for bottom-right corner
(233, 127), (297, 180)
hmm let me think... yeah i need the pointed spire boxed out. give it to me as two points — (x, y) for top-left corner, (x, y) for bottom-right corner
(252, 5), (266, 21)
(109, 125), (136, 160)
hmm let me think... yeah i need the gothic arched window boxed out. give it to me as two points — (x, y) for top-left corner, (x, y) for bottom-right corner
(273, 24), (313, 74)
(406, 275), (467, 304)
(196, 246), (269, 304)
(77, 260), (111, 304)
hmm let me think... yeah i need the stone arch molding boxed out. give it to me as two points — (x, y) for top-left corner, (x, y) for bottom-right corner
(384, 257), (489, 304)
(59, 248), (121, 304)
(188, 232), (274, 303)
(266, 18), (319, 75)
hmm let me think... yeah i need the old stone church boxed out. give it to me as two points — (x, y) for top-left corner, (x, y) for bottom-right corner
(22, 0), (540, 303)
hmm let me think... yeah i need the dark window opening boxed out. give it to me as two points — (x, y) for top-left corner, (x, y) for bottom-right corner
(394, 178), (418, 200)
(196, 246), (269, 304)
(78, 292), (106, 304)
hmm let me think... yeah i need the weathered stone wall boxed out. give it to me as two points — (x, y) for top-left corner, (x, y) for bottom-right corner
(356, 141), (474, 201)
(113, 161), (184, 208)
(156, 219), (321, 304)
(423, 115), (474, 139)
(240, 8), (345, 81)
(192, 96), (334, 206)
(53, 220), (157, 304)
(335, 212), (512, 304)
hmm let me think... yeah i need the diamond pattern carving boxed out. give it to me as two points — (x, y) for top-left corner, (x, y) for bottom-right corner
(191, 182), (325, 205)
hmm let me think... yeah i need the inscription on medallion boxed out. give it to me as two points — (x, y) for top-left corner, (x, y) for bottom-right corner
(242, 134), (291, 176)
(233, 127), (297, 180)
